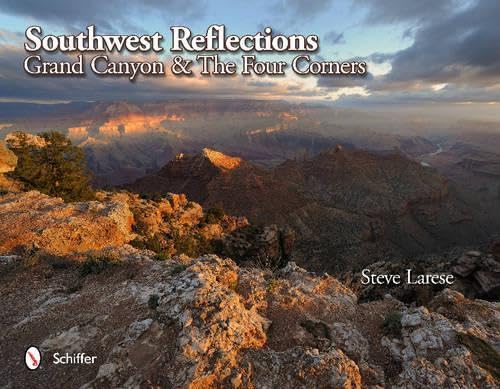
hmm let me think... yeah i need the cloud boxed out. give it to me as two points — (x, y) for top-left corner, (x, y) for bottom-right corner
(323, 30), (346, 45)
(355, 0), (461, 25)
(271, 0), (334, 22)
(383, 0), (500, 87)
(336, 83), (500, 106)
(0, 29), (24, 44)
(0, 0), (206, 32)
(2, 0), (499, 107)
(317, 72), (373, 88)
(248, 80), (278, 88)
(321, 0), (500, 105)
(365, 52), (394, 64)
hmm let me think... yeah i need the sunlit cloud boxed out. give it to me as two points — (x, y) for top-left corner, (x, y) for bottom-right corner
(431, 83), (447, 92)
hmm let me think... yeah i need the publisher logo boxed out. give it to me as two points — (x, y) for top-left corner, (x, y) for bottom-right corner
(25, 346), (41, 370)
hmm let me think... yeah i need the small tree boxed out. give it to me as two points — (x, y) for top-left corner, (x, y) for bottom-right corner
(8, 131), (95, 202)
(203, 206), (225, 225)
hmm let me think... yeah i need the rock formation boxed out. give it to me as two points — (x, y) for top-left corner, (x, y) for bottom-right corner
(129, 147), (493, 272)
(0, 189), (293, 266)
(0, 140), (19, 192)
(1, 252), (498, 387)
(452, 247), (500, 300)
(0, 191), (134, 255)
(222, 224), (295, 269)
(0, 140), (17, 173)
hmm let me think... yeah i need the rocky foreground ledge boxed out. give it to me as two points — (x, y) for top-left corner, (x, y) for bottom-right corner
(0, 190), (499, 387)
(0, 250), (498, 388)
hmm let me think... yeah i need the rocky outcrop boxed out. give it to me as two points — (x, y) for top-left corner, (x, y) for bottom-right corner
(452, 248), (500, 300)
(0, 155), (497, 387)
(0, 141), (20, 192)
(0, 141), (17, 174)
(223, 224), (295, 269)
(0, 183), (497, 386)
(386, 289), (500, 387)
(1, 253), (498, 388)
(201, 148), (242, 170)
(342, 244), (500, 304)
(0, 191), (134, 255)
(0, 189), (286, 263)
(100, 191), (251, 259)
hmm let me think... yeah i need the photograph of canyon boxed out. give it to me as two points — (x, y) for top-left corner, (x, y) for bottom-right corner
(1, 0), (500, 388)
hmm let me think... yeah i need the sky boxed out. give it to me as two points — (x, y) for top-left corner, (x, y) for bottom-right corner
(0, 0), (499, 111)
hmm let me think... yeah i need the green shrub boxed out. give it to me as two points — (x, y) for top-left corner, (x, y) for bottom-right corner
(267, 278), (281, 292)
(300, 320), (331, 340)
(170, 264), (188, 275)
(229, 278), (238, 291)
(203, 206), (225, 225)
(172, 231), (215, 258)
(8, 131), (95, 202)
(175, 235), (199, 257)
(154, 252), (170, 261)
(150, 192), (163, 202)
(148, 294), (160, 310)
(130, 235), (164, 253)
(382, 311), (403, 338)
(22, 255), (41, 268)
(80, 254), (119, 276)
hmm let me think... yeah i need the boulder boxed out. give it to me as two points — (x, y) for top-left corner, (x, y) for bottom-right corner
(452, 249), (500, 300)
(223, 224), (295, 269)
(490, 240), (500, 261)
(452, 254), (479, 277)
(474, 270), (500, 299)
(0, 191), (134, 255)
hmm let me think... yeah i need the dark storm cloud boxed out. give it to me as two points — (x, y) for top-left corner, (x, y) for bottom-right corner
(255, 24), (285, 37)
(320, 0), (500, 104)
(272, 0), (334, 22)
(323, 30), (346, 45)
(365, 52), (394, 64)
(356, 0), (460, 25)
(385, 0), (500, 86)
(317, 72), (373, 88)
(0, 0), (206, 32)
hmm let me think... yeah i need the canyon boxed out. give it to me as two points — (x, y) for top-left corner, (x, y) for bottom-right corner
(0, 105), (499, 387)
(129, 146), (497, 272)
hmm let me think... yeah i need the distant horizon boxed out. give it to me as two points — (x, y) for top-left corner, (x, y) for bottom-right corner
(1, 97), (499, 125)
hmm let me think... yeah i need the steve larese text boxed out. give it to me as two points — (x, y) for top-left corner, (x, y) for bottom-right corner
(361, 269), (455, 285)
(23, 53), (367, 80)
